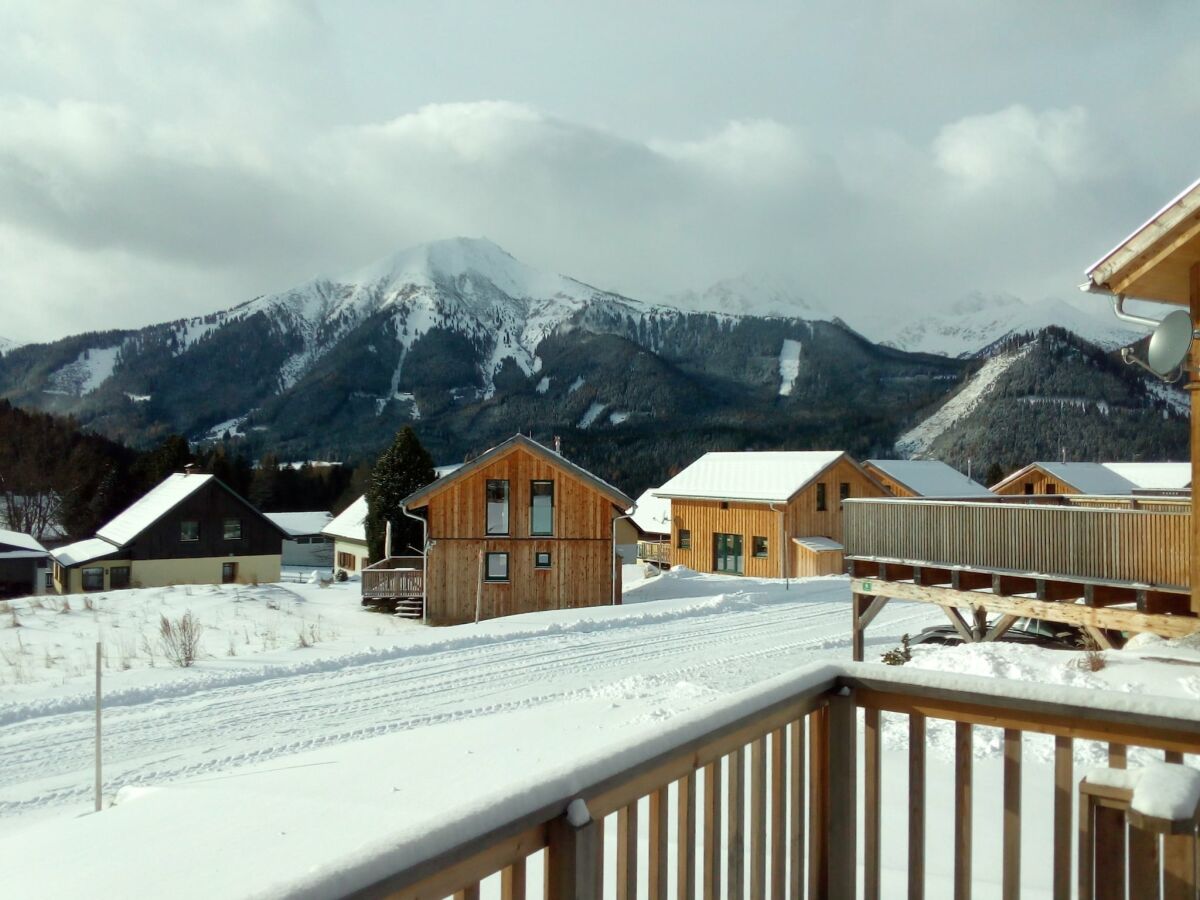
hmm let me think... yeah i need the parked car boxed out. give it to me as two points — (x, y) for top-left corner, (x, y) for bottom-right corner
(909, 617), (1087, 651)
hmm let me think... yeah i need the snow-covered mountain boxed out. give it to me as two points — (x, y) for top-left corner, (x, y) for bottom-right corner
(665, 273), (832, 320)
(869, 293), (1142, 358)
(0, 336), (21, 356)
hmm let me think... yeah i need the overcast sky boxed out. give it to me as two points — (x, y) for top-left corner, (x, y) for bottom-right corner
(2, 1), (1199, 342)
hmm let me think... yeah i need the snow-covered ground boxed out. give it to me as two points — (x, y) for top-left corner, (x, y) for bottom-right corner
(1, 569), (1197, 897)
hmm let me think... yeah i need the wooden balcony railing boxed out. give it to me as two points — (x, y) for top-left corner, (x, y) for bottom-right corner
(338, 664), (1200, 900)
(844, 497), (1190, 592)
(638, 540), (672, 566)
(362, 556), (424, 599)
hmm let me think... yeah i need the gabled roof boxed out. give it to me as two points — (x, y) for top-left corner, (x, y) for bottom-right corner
(0, 529), (47, 555)
(97, 474), (214, 546)
(265, 511), (333, 537)
(94, 472), (289, 548)
(629, 489), (671, 535)
(865, 459), (993, 498)
(402, 434), (633, 510)
(992, 462), (1137, 495)
(52, 537), (121, 567)
(1084, 176), (1200, 306)
(323, 496), (368, 543)
(654, 450), (871, 504)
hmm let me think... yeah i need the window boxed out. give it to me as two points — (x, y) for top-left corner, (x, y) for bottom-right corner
(535, 551), (552, 569)
(82, 567), (105, 591)
(485, 552), (509, 581)
(713, 533), (744, 574)
(816, 483), (827, 512)
(43, 572), (53, 590)
(109, 566), (131, 590)
(720, 501), (729, 510)
(486, 480), (510, 535)
(180, 520), (200, 542)
(531, 480), (554, 535)
(752, 536), (768, 558)
(337, 551), (357, 571)
(677, 529), (691, 550)
(222, 562), (238, 584)
(1046, 484), (1057, 495)
(223, 518), (242, 540)
(1023, 483), (1034, 495)
(296, 536), (310, 545)
(839, 482), (850, 509)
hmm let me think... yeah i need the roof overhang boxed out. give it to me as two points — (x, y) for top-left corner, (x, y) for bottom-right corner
(1083, 177), (1200, 305)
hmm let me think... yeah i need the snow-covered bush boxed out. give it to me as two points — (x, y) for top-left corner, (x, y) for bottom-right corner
(159, 611), (205, 667)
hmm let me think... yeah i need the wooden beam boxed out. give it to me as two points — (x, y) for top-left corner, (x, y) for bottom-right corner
(827, 691), (857, 900)
(1084, 625), (1115, 651)
(1038, 579), (1086, 602)
(909, 713), (926, 900)
(851, 578), (1200, 640)
(954, 722), (972, 900)
(808, 709), (829, 900)
(985, 614), (1019, 642)
(942, 606), (976, 643)
(858, 595), (890, 631)
(952, 570), (993, 591)
(853, 593), (866, 662)
(1163, 830), (1198, 899)
(546, 814), (600, 900)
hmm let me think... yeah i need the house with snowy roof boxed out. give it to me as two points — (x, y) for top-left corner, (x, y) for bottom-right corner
(863, 459), (993, 498)
(0, 529), (52, 598)
(264, 511), (334, 568)
(50, 469), (288, 594)
(323, 496), (369, 576)
(653, 451), (888, 578)
(991, 461), (1190, 497)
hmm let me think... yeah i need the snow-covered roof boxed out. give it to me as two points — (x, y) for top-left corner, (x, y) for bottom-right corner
(865, 460), (993, 498)
(0, 529), (48, 554)
(1100, 462), (1190, 491)
(629, 490), (671, 535)
(96, 473), (215, 546)
(323, 496), (368, 544)
(792, 536), (843, 552)
(52, 538), (120, 567)
(265, 511), (333, 537)
(999, 462), (1137, 495)
(403, 435), (633, 510)
(654, 451), (846, 503)
(434, 464), (463, 478)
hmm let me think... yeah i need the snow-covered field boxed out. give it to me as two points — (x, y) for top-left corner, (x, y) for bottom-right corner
(0, 568), (1197, 897)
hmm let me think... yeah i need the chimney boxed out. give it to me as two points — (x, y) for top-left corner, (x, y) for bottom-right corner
(183, 463), (199, 476)
(554, 435), (562, 455)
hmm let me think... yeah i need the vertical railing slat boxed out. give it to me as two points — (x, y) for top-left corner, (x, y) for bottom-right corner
(864, 708), (882, 900)
(728, 748), (746, 900)
(770, 728), (786, 900)
(954, 722), (972, 900)
(649, 787), (669, 900)
(908, 713), (926, 900)
(826, 690), (857, 900)
(616, 804), (637, 900)
(703, 762), (722, 900)
(679, 773), (697, 900)
(750, 738), (767, 899)
(1053, 736), (1072, 900)
(1002, 730), (1021, 900)
(808, 708), (829, 899)
(788, 719), (804, 900)
(501, 859), (526, 900)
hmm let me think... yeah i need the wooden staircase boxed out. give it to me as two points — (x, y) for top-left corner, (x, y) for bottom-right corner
(394, 597), (424, 620)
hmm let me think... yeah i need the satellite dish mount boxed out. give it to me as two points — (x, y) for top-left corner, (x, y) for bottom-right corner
(1111, 295), (1196, 382)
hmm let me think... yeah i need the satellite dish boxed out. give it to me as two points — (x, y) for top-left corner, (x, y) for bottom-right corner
(1147, 309), (1194, 376)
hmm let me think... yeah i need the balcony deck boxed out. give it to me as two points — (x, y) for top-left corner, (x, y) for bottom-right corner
(843, 496), (1200, 657)
(361, 556), (424, 600)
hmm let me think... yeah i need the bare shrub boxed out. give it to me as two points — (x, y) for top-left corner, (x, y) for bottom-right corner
(59, 598), (72, 614)
(159, 611), (205, 667)
(84, 596), (96, 612)
(1076, 631), (1107, 672)
(881, 634), (913, 666)
(8, 607), (19, 628)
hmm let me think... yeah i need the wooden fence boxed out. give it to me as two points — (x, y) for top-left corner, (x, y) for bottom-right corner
(638, 541), (672, 567)
(362, 556), (424, 599)
(844, 498), (1190, 591)
(342, 665), (1200, 900)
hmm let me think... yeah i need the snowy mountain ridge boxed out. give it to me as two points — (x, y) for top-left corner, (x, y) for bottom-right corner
(868, 294), (1142, 358)
(664, 272), (833, 321)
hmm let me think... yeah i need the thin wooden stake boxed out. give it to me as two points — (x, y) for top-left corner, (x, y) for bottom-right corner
(649, 787), (669, 900)
(1002, 730), (1021, 900)
(95, 641), (102, 812)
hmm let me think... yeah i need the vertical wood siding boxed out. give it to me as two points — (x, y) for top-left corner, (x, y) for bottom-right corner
(992, 467), (1081, 496)
(419, 446), (619, 624)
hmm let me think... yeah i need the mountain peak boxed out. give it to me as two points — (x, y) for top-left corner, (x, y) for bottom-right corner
(665, 272), (831, 319)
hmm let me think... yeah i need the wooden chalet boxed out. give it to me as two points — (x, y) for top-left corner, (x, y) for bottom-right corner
(654, 451), (889, 579)
(364, 435), (633, 624)
(863, 459), (993, 498)
(846, 179), (1200, 658)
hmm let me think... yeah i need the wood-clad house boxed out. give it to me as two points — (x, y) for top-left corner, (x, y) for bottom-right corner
(989, 461), (1189, 496)
(50, 471), (287, 593)
(863, 459), (993, 498)
(396, 435), (634, 625)
(653, 451), (888, 579)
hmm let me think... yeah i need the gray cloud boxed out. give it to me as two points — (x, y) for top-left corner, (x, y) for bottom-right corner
(1, 1), (1198, 342)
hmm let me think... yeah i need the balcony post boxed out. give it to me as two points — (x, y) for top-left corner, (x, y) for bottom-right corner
(1192, 261), (1200, 614)
(546, 801), (600, 900)
(827, 687), (857, 899)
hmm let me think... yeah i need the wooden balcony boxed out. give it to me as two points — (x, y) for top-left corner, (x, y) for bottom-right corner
(362, 556), (424, 600)
(637, 540), (672, 567)
(842, 497), (1199, 655)
(340, 664), (1200, 899)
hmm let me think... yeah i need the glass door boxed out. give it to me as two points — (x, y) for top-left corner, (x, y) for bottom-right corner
(713, 533), (744, 574)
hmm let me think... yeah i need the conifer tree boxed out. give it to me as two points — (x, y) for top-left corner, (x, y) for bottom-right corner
(366, 426), (436, 561)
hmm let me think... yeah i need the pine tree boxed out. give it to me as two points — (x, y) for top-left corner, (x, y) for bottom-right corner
(366, 426), (436, 561)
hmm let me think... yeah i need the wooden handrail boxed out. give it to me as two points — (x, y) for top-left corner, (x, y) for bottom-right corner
(334, 664), (1200, 900)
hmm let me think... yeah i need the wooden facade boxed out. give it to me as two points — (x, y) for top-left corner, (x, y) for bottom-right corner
(992, 464), (1083, 496)
(403, 436), (632, 625)
(666, 456), (886, 579)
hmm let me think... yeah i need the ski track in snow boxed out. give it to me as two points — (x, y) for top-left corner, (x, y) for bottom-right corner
(0, 585), (935, 823)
